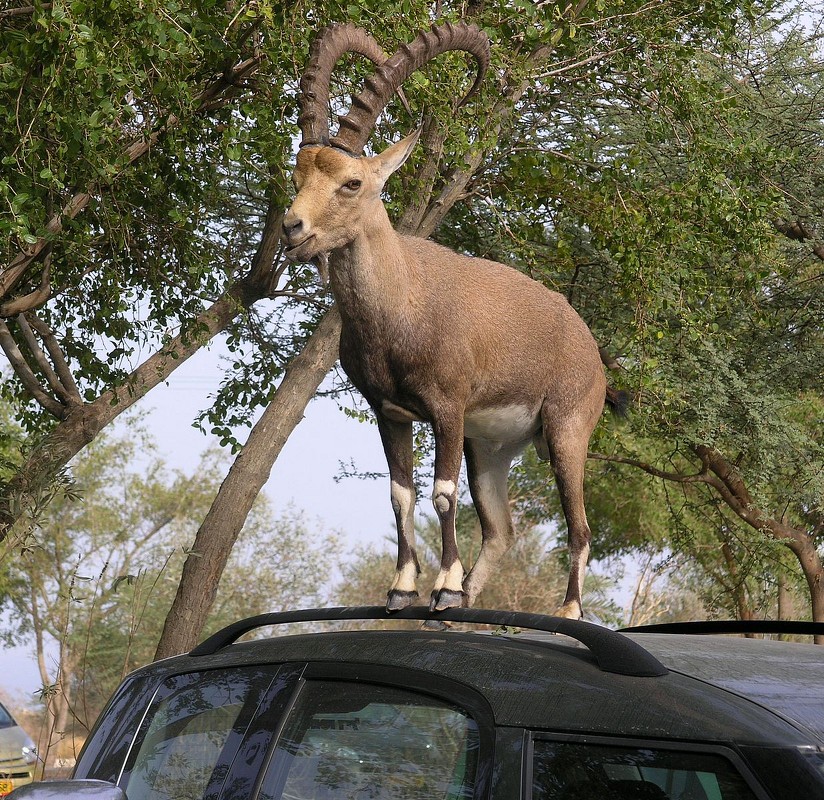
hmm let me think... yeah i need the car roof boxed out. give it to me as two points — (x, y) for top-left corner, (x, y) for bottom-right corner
(137, 609), (824, 750)
(623, 632), (824, 743)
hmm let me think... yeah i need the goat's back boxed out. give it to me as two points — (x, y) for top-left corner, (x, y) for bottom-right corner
(398, 237), (604, 404)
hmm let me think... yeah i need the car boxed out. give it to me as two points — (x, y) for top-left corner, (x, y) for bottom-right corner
(8, 607), (824, 799)
(0, 700), (38, 797)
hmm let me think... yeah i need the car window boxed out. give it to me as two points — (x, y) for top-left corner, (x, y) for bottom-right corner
(531, 740), (759, 800)
(259, 680), (480, 800)
(119, 667), (275, 800)
(0, 702), (14, 728)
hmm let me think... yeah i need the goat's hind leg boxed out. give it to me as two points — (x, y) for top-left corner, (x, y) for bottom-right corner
(462, 438), (521, 606)
(377, 417), (420, 612)
(543, 409), (596, 620)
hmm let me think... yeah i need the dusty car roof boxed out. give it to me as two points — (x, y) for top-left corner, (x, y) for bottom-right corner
(623, 632), (824, 743)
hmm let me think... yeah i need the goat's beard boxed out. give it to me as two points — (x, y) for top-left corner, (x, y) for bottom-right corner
(312, 252), (330, 286)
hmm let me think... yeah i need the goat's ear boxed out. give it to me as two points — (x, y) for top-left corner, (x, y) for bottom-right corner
(372, 129), (421, 185)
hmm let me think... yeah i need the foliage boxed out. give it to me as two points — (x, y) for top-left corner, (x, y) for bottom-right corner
(0, 422), (338, 744)
(1, 0), (821, 631)
(437, 1), (823, 619)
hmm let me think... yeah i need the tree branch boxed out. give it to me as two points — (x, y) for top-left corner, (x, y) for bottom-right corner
(398, 113), (447, 234)
(416, 0), (591, 237)
(587, 450), (709, 484)
(0, 319), (64, 417)
(14, 314), (73, 406)
(593, 444), (824, 629)
(0, 4), (51, 19)
(0, 251), (52, 316)
(774, 218), (824, 263)
(24, 313), (82, 401)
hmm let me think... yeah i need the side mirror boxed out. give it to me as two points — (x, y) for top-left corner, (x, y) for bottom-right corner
(8, 780), (127, 799)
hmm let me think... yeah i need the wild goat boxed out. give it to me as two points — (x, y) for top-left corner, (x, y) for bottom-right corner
(283, 21), (623, 619)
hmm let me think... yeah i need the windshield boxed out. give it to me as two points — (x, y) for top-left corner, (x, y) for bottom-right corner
(0, 703), (15, 728)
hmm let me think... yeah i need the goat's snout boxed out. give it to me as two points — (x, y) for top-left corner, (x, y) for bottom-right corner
(282, 213), (304, 242)
(281, 208), (317, 262)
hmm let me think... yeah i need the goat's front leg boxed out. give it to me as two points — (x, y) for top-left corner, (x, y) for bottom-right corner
(377, 416), (420, 612)
(430, 414), (466, 612)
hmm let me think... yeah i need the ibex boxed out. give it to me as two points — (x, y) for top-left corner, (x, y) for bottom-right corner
(283, 22), (623, 619)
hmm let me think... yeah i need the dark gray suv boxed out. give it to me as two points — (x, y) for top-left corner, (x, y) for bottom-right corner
(9, 607), (824, 800)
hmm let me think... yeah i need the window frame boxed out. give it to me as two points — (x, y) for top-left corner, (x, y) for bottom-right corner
(524, 732), (773, 800)
(250, 661), (497, 800)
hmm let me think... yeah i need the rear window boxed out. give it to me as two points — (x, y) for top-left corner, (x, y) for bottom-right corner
(531, 740), (759, 800)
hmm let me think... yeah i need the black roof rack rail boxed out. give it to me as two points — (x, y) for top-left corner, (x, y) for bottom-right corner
(190, 606), (668, 678)
(620, 619), (824, 637)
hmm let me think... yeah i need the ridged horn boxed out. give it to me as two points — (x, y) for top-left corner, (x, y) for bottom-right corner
(330, 20), (490, 154)
(298, 23), (395, 148)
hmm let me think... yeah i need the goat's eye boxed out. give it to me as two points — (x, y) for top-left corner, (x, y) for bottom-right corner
(343, 179), (362, 192)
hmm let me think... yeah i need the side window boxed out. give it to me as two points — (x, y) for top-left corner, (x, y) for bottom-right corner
(531, 740), (759, 800)
(259, 680), (480, 800)
(119, 667), (275, 800)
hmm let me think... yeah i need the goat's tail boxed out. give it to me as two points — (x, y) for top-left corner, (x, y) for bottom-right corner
(605, 386), (630, 417)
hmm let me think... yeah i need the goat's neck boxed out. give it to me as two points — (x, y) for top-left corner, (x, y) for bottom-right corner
(329, 215), (416, 320)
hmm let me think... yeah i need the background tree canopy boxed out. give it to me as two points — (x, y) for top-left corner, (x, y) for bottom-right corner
(0, 0), (822, 679)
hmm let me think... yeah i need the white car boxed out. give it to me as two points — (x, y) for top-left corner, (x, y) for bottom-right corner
(0, 701), (37, 797)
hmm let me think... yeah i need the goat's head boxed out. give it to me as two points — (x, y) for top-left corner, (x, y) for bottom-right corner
(282, 21), (490, 262)
(282, 130), (420, 262)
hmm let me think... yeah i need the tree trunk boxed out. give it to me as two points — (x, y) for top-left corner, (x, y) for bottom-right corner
(785, 535), (824, 644)
(153, 306), (342, 659)
(720, 540), (754, 635)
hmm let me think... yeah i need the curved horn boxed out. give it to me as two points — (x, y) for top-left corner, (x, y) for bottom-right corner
(330, 20), (490, 154)
(298, 23), (394, 148)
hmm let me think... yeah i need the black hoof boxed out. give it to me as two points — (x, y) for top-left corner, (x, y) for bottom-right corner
(386, 589), (418, 612)
(422, 619), (450, 631)
(433, 588), (466, 612)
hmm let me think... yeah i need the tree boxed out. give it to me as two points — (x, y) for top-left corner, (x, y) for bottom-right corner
(5, 0), (820, 657)
(441, 1), (823, 630)
(0, 424), (338, 758)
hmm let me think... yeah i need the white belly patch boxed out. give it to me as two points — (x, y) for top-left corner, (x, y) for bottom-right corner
(464, 404), (540, 442)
